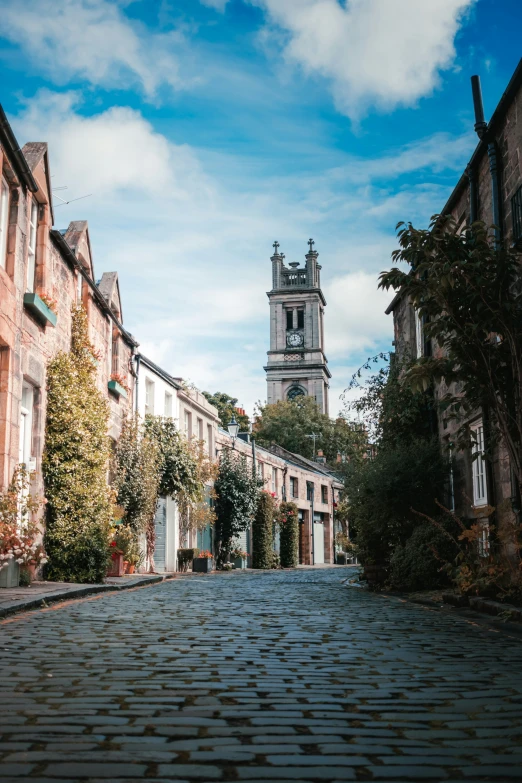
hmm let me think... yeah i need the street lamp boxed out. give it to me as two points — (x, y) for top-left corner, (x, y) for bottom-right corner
(228, 415), (239, 448)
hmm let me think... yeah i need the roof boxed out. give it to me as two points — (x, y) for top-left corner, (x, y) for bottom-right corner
(0, 104), (38, 192)
(137, 354), (181, 390)
(22, 142), (55, 225)
(269, 443), (342, 484)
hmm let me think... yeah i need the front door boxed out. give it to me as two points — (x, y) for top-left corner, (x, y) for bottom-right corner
(313, 513), (324, 564)
(154, 497), (167, 572)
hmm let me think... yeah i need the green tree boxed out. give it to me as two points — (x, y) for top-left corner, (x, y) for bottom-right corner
(202, 391), (250, 432)
(279, 500), (299, 568)
(379, 215), (522, 495)
(254, 397), (364, 464)
(214, 448), (259, 567)
(43, 306), (113, 583)
(113, 415), (160, 535)
(252, 491), (277, 569)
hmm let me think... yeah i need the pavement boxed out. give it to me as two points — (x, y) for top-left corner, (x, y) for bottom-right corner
(0, 574), (175, 618)
(1, 566), (522, 782)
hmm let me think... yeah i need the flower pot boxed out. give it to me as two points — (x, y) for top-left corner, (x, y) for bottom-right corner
(336, 553), (348, 565)
(234, 556), (247, 570)
(0, 558), (20, 588)
(107, 552), (124, 577)
(127, 564), (135, 575)
(192, 557), (214, 573)
(123, 560), (130, 574)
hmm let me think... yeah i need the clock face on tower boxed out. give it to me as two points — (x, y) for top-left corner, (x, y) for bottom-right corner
(287, 330), (304, 348)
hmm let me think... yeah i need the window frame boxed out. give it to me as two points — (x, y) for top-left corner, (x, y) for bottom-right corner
(19, 383), (34, 466)
(286, 309), (293, 331)
(164, 391), (173, 418)
(290, 476), (298, 498)
(306, 481), (314, 502)
(470, 420), (487, 507)
(144, 377), (155, 416)
(271, 467), (277, 494)
(0, 176), (9, 270)
(321, 485), (328, 504)
(26, 199), (38, 293)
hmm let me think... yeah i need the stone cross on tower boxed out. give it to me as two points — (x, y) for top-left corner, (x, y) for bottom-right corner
(308, 238), (315, 253)
(272, 240), (280, 256)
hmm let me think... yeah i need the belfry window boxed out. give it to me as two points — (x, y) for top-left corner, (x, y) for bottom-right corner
(297, 310), (304, 329)
(286, 309), (293, 330)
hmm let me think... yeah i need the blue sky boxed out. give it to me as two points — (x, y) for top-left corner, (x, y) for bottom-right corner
(1, 0), (520, 416)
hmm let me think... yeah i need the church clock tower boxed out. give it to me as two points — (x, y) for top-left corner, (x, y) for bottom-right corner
(264, 239), (330, 415)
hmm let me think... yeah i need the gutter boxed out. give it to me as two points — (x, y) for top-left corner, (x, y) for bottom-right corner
(0, 105), (38, 192)
(50, 229), (138, 348)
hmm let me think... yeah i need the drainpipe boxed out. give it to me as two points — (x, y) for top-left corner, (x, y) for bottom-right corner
(466, 165), (478, 224)
(134, 353), (141, 414)
(471, 75), (502, 247)
(310, 484), (315, 566)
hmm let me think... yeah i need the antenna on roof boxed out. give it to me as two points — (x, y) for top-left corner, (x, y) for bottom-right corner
(52, 181), (92, 208)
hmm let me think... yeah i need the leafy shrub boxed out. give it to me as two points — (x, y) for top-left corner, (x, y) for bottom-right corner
(388, 522), (458, 592)
(43, 306), (113, 583)
(252, 492), (276, 569)
(214, 449), (259, 567)
(177, 547), (199, 572)
(279, 501), (299, 568)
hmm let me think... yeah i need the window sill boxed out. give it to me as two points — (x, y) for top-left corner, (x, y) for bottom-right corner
(108, 379), (128, 399)
(23, 292), (57, 327)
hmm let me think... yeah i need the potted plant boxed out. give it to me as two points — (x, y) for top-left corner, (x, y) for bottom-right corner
(232, 547), (248, 569)
(192, 549), (214, 573)
(1, 467), (44, 588)
(107, 542), (125, 576)
(126, 538), (144, 574)
(177, 548), (199, 572)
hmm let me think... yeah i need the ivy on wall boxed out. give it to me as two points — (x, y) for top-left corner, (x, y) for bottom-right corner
(43, 306), (113, 583)
(214, 448), (259, 567)
(252, 491), (277, 569)
(279, 500), (299, 568)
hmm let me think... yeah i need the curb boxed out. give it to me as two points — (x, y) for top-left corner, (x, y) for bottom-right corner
(0, 574), (173, 619)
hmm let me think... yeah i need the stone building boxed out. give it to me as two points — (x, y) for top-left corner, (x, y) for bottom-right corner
(215, 428), (343, 566)
(0, 106), (136, 509)
(385, 60), (522, 550)
(265, 239), (330, 414)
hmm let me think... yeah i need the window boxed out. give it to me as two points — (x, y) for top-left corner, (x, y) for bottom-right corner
(512, 184), (522, 243)
(19, 383), (34, 466)
(286, 309), (293, 330)
(257, 461), (263, 480)
(297, 309), (304, 329)
(415, 308), (423, 358)
(207, 423), (213, 457)
(271, 467), (277, 494)
(471, 421), (487, 506)
(111, 334), (120, 375)
(164, 391), (173, 418)
(77, 272), (83, 303)
(478, 522), (490, 558)
(321, 485), (328, 504)
(26, 200), (38, 293)
(0, 177), (9, 269)
(145, 378), (155, 416)
(290, 477), (298, 498)
(306, 481), (314, 502)
(184, 410), (192, 438)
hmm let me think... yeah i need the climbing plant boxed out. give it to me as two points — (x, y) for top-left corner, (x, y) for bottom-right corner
(278, 500), (299, 568)
(43, 305), (113, 583)
(177, 439), (218, 548)
(252, 491), (277, 569)
(214, 448), (259, 567)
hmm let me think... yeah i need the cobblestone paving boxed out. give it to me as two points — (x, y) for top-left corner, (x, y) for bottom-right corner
(1, 567), (522, 782)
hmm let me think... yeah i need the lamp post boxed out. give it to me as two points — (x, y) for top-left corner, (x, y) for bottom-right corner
(228, 415), (239, 449)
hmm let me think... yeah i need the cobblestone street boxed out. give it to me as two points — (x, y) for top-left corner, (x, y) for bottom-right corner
(1, 567), (522, 782)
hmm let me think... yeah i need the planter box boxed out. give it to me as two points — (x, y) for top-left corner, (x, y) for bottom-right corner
(107, 552), (124, 577)
(108, 379), (128, 399)
(23, 293), (57, 327)
(192, 557), (214, 573)
(0, 558), (20, 588)
(336, 553), (348, 565)
(234, 557), (247, 570)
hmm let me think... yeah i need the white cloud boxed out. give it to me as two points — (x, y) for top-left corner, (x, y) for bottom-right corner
(12, 92), (467, 416)
(324, 271), (392, 357)
(0, 0), (187, 96)
(252, 0), (475, 118)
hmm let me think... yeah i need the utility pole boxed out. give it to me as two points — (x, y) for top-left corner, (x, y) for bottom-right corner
(307, 432), (318, 460)
(310, 483), (315, 566)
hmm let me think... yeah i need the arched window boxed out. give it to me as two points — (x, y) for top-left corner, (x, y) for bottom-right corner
(287, 386), (306, 401)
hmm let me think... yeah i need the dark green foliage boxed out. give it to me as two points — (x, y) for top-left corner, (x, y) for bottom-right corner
(143, 416), (199, 498)
(388, 522), (459, 592)
(252, 492), (276, 569)
(202, 391), (250, 432)
(214, 449), (259, 567)
(177, 548), (199, 572)
(279, 501), (299, 568)
(379, 216), (522, 493)
(255, 396), (365, 464)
